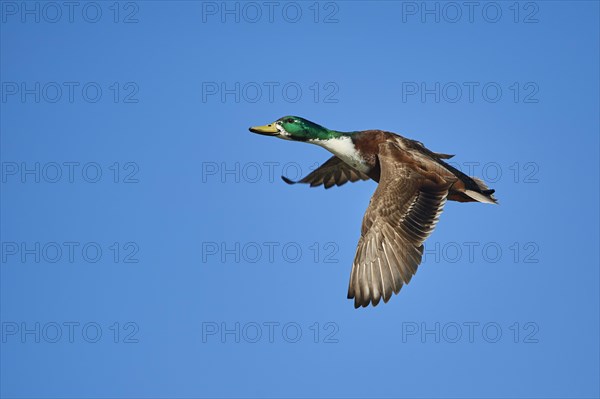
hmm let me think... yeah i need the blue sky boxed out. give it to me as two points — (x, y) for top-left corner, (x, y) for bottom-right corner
(1, 1), (599, 398)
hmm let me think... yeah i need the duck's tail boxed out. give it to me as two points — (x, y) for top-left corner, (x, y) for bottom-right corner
(441, 162), (498, 204)
(460, 177), (497, 204)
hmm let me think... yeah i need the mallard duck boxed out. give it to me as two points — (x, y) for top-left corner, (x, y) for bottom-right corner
(249, 116), (497, 308)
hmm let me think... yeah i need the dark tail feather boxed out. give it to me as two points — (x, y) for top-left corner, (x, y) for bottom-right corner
(437, 160), (497, 204)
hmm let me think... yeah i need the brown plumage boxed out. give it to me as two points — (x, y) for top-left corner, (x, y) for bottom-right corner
(250, 116), (496, 308)
(283, 130), (497, 308)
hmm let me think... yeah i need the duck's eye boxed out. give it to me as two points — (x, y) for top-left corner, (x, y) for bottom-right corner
(286, 118), (294, 123)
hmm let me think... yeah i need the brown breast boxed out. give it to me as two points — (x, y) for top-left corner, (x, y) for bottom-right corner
(351, 130), (399, 183)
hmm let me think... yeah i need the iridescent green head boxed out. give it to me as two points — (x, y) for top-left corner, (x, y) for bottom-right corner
(249, 116), (341, 141)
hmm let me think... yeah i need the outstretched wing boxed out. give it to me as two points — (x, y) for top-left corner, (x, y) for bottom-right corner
(348, 141), (456, 308)
(282, 156), (370, 189)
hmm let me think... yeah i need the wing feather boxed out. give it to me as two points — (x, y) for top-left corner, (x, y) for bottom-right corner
(282, 156), (370, 188)
(348, 141), (457, 308)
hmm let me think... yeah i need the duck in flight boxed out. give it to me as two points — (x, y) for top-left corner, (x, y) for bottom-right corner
(249, 116), (497, 308)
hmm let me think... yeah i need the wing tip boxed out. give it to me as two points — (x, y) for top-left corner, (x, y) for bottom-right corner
(281, 175), (296, 185)
(349, 292), (396, 308)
